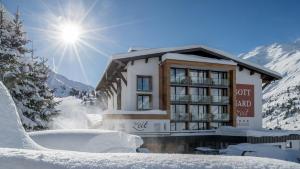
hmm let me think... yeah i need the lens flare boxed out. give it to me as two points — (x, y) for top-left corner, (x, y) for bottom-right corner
(59, 22), (82, 44)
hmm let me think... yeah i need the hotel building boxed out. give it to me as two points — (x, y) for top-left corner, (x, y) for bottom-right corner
(96, 45), (281, 136)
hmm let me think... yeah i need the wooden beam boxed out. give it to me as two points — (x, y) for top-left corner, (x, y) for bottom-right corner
(107, 87), (114, 96)
(118, 72), (127, 86)
(145, 58), (148, 63)
(262, 81), (271, 90)
(239, 66), (244, 71)
(159, 56), (162, 61)
(111, 83), (117, 93)
(250, 70), (255, 75)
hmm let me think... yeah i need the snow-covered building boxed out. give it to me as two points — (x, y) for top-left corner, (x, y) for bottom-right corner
(96, 45), (282, 135)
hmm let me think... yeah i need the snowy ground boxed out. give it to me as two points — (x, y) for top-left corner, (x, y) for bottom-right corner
(222, 143), (300, 163)
(0, 148), (299, 169)
(29, 129), (143, 153)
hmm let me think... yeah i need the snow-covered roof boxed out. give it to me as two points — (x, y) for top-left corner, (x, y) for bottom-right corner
(112, 45), (281, 78)
(162, 53), (237, 65)
(96, 45), (282, 91)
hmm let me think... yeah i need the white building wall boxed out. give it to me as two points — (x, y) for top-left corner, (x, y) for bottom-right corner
(123, 57), (160, 111)
(103, 119), (170, 133)
(236, 68), (262, 129)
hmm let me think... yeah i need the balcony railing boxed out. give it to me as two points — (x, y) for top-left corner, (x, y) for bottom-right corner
(211, 78), (229, 86)
(170, 76), (188, 85)
(212, 113), (230, 121)
(171, 76), (229, 86)
(172, 95), (229, 104)
(171, 113), (189, 121)
(191, 113), (208, 121)
(211, 96), (229, 104)
(171, 94), (190, 102)
(190, 76), (211, 85)
(190, 95), (210, 103)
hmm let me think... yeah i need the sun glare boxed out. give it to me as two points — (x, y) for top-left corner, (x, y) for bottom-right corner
(59, 22), (82, 44)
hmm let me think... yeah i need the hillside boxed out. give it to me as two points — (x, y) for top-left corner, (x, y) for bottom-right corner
(240, 40), (300, 130)
(47, 70), (94, 97)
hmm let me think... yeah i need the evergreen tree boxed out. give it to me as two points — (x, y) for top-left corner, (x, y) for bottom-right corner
(0, 6), (59, 130)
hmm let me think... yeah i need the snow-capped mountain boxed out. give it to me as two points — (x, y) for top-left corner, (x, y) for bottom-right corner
(240, 40), (300, 130)
(47, 70), (94, 97)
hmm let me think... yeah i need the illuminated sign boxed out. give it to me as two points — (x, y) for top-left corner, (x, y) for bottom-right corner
(236, 84), (254, 117)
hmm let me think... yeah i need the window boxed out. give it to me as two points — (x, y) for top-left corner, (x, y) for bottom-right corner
(171, 86), (188, 101)
(190, 105), (208, 121)
(137, 94), (152, 110)
(211, 105), (228, 121)
(170, 104), (188, 120)
(137, 76), (152, 91)
(211, 71), (228, 85)
(211, 88), (228, 103)
(170, 122), (188, 131)
(189, 69), (208, 84)
(170, 68), (186, 83)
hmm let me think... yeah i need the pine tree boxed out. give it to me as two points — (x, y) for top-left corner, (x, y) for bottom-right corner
(0, 6), (59, 130)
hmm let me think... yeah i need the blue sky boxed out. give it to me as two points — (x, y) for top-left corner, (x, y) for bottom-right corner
(3, 0), (300, 87)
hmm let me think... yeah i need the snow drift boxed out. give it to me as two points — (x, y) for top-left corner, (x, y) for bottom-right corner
(29, 129), (143, 153)
(222, 143), (300, 163)
(0, 148), (299, 169)
(0, 82), (42, 150)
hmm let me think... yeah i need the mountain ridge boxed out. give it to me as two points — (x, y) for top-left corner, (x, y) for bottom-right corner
(240, 40), (300, 130)
(47, 70), (94, 97)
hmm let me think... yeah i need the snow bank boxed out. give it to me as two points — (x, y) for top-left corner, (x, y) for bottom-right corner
(29, 129), (143, 153)
(49, 96), (103, 129)
(0, 148), (299, 169)
(0, 82), (42, 150)
(216, 126), (300, 137)
(221, 143), (300, 163)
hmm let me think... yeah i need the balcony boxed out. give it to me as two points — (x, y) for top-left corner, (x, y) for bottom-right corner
(191, 113), (208, 121)
(212, 113), (230, 121)
(211, 96), (229, 104)
(171, 94), (190, 102)
(190, 76), (211, 85)
(170, 76), (189, 85)
(171, 113), (189, 121)
(171, 76), (229, 87)
(211, 78), (229, 86)
(190, 95), (210, 104)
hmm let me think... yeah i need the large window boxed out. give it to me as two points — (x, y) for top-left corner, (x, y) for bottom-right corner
(137, 76), (152, 91)
(211, 105), (228, 121)
(189, 69), (208, 84)
(211, 88), (228, 103)
(211, 71), (228, 85)
(171, 86), (188, 101)
(170, 104), (188, 121)
(170, 68), (186, 83)
(190, 105), (208, 121)
(137, 94), (152, 110)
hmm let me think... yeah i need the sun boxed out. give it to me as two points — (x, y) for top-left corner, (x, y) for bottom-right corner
(59, 22), (82, 44)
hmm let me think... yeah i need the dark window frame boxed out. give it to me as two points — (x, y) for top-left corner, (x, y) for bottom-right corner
(137, 75), (152, 92)
(137, 94), (152, 110)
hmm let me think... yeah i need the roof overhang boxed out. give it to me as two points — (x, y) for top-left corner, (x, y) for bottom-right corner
(96, 45), (282, 92)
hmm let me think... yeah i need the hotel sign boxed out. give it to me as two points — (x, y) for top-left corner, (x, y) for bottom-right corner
(236, 84), (254, 117)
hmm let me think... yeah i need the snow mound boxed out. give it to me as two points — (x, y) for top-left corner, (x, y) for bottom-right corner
(0, 148), (299, 169)
(29, 129), (143, 153)
(49, 97), (103, 129)
(222, 143), (300, 163)
(0, 82), (42, 150)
